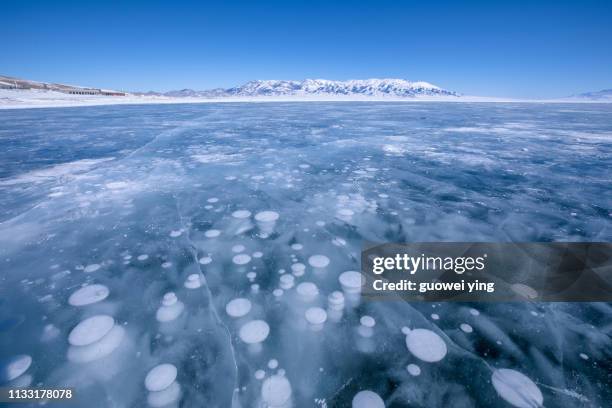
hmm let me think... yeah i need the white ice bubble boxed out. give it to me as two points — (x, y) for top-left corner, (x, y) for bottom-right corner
(226, 298), (252, 318)
(308, 255), (330, 269)
(232, 244), (246, 253)
(161, 261), (172, 269)
(336, 208), (354, 221)
(232, 210), (252, 219)
(68, 315), (115, 346)
(252, 251), (263, 258)
(68, 284), (109, 306)
(67, 325), (124, 363)
(352, 390), (384, 408)
(255, 369), (266, 380)
(469, 308), (480, 316)
(406, 364), (421, 376)
(291, 243), (303, 250)
(327, 291), (345, 310)
(239, 320), (270, 344)
(205, 229), (221, 238)
(169, 230), (183, 238)
(305, 307), (327, 325)
(290, 263), (305, 277)
(84, 264), (101, 273)
(579, 353), (589, 360)
(199, 256), (212, 265)
(233, 254), (252, 265)
(491, 368), (543, 408)
(296, 282), (319, 301)
(405, 328), (447, 362)
(156, 292), (185, 322)
(511, 283), (538, 300)
(460, 323), (473, 333)
(147, 382), (181, 408)
(2, 355), (32, 382)
(360, 315), (375, 328)
(431, 314), (440, 320)
(255, 211), (279, 235)
(207, 197), (219, 203)
(145, 363), (178, 392)
(279, 274), (295, 290)
(339, 271), (364, 294)
(138, 254), (149, 261)
(184, 274), (202, 289)
(261, 375), (292, 408)
(268, 359), (279, 369)
(273, 289), (284, 297)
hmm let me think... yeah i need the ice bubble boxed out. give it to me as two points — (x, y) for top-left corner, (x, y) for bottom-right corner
(579, 353), (589, 360)
(145, 363), (177, 392)
(1, 355), (32, 382)
(296, 282), (319, 301)
(305, 307), (327, 329)
(138, 254), (149, 261)
(207, 197), (219, 203)
(431, 313), (440, 320)
(406, 364), (421, 376)
(232, 244), (246, 253)
(169, 230), (183, 238)
(308, 255), (330, 269)
(84, 264), (101, 273)
(199, 256), (212, 265)
(67, 321), (125, 363)
(251, 283), (260, 294)
(255, 211), (279, 235)
(291, 243), (303, 250)
(511, 283), (538, 300)
(232, 254), (252, 265)
(352, 390), (384, 408)
(261, 375), (292, 407)
(339, 271), (364, 294)
(161, 261), (172, 269)
(460, 323), (473, 333)
(68, 315), (115, 346)
(401, 327), (411, 335)
(491, 368), (543, 408)
(290, 263), (306, 277)
(469, 308), (480, 316)
(273, 289), (284, 297)
(205, 229), (221, 238)
(226, 298), (252, 318)
(268, 359), (279, 369)
(336, 208), (354, 221)
(239, 320), (270, 344)
(358, 315), (376, 338)
(156, 292), (185, 322)
(68, 284), (110, 306)
(247, 271), (257, 281)
(232, 210), (251, 219)
(327, 291), (345, 310)
(184, 274), (202, 289)
(253, 251), (263, 258)
(405, 329), (447, 362)
(255, 370), (266, 380)
(279, 274), (295, 290)
(147, 382), (181, 408)
(315, 220), (325, 227)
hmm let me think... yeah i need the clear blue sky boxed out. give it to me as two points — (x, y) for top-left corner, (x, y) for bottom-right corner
(2, 0), (611, 98)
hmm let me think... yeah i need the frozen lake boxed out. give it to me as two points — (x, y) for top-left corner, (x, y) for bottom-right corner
(0, 102), (611, 407)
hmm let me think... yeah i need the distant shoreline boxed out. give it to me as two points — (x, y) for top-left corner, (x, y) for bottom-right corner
(1, 89), (610, 110)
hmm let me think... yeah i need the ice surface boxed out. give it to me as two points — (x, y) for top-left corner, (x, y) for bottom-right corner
(0, 103), (611, 407)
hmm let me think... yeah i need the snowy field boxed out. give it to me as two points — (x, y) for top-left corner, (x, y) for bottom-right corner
(0, 102), (611, 407)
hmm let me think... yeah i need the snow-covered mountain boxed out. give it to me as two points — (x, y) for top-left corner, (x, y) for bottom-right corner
(224, 79), (458, 97)
(159, 79), (459, 98)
